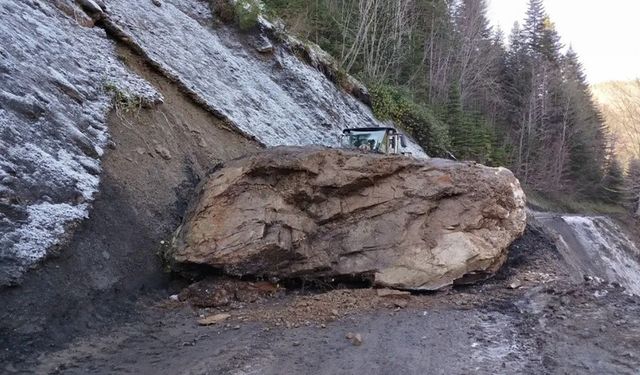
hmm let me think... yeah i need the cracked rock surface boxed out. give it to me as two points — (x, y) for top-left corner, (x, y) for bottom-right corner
(170, 147), (527, 290)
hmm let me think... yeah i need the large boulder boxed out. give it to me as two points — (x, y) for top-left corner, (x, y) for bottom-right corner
(169, 147), (526, 290)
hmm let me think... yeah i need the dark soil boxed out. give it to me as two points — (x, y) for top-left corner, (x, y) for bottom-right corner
(0, 43), (259, 366)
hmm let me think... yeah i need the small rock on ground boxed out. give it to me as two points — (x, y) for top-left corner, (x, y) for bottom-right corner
(197, 313), (230, 326)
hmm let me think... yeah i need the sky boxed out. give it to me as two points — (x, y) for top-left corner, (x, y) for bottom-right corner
(487, 0), (640, 84)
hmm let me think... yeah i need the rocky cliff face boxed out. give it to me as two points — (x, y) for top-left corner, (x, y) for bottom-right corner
(169, 147), (527, 290)
(0, 0), (424, 286)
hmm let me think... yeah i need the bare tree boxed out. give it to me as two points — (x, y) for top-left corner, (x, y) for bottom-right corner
(326, 0), (415, 82)
(594, 80), (640, 213)
(452, 0), (500, 105)
(596, 80), (640, 163)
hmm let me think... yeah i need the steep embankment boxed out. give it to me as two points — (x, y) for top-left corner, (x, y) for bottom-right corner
(1, 0), (424, 287)
(0, 0), (162, 286)
(0, 0), (423, 355)
(532, 211), (640, 294)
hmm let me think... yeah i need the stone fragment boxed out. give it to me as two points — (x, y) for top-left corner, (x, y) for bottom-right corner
(376, 288), (411, 299)
(155, 146), (172, 160)
(179, 277), (281, 308)
(393, 300), (408, 308)
(508, 280), (522, 289)
(346, 332), (363, 346)
(198, 313), (231, 326)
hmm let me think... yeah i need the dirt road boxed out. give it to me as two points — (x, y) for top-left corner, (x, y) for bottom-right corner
(6, 226), (640, 375)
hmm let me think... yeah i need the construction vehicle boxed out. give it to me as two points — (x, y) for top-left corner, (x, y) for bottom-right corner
(341, 127), (408, 155)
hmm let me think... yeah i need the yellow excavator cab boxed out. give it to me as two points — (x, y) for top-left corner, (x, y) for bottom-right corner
(341, 127), (407, 155)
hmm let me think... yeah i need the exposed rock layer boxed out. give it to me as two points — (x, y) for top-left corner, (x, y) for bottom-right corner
(170, 147), (527, 290)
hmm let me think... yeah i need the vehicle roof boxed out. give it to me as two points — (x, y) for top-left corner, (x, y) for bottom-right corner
(342, 127), (397, 133)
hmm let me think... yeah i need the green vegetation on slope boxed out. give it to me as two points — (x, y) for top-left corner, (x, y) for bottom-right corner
(263, 0), (630, 210)
(369, 85), (450, 158)
(212, 0), (262, 30)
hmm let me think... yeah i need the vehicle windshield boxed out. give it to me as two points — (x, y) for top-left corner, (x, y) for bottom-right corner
(346, 130), (389, 153)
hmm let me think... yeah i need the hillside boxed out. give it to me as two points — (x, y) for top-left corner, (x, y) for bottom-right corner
(0, 0), (428, 287)
(592, 80), (640, 167)
(2, 1), (640, 374)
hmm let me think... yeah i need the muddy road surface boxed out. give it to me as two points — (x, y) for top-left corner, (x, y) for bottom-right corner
(4, 225), (640, 375)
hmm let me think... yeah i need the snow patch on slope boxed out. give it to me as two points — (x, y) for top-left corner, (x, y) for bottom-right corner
(0, 0), (159, 285)
(9, 202), (89, 262)
(104, 0), (426, 156)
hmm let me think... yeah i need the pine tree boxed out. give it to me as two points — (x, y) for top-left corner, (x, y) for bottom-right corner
(523, 0), (546, 54)
(453, 0), (501, 108)
(562, 48), (609, 197)
(503, 24), (529, 109)
(626, 159), (640, 215)
(264, 0), (614, 201)
(445, 83), (468, 158)
(539, 17), (563, 64)
(601, 158), (625, 203)
(531, 19), (565, 188)
(468, 113), (493, 164)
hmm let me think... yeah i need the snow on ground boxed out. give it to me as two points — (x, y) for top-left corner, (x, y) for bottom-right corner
(0, 0), (160, 285)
